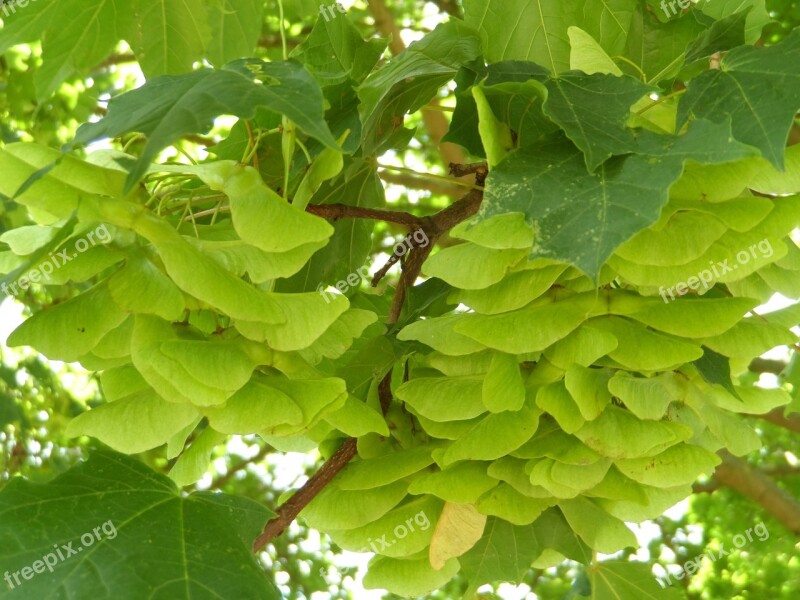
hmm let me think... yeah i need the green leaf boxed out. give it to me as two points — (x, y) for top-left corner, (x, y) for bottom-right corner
(678, 29), (800, 169)
(578, 0), (638, 57)
(458, 517), (544, 597)
(206, 0), (264, 68)
(71, 61), (339, 191)
(291, 11), (387, 85)
(358, 20), (482, 153)
(0, 451), (279, 599)
(460, 510), (590, 597)
(32, 0), (124, 100)
(696, 0), (772, 43)
(479, 121), (757, 278)
(543, 73), (653, 170)
(623, 5), (705, 83)
(464, 0), (580, 72)
(588, 560), (687, 599)
(694, 345), (742, 400)
(127, 0), (212, 77)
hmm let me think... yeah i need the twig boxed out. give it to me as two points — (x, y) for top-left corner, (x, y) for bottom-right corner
(305, 203), (424, 228)
(252, 438), (358, 552)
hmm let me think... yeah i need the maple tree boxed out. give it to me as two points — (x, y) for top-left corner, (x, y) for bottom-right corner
(1, 0), (800, 598)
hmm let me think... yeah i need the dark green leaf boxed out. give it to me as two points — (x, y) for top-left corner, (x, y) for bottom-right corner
(71, 60), (338, 192)
(678, 28), (800, 168)
(0, 451), (279, 599)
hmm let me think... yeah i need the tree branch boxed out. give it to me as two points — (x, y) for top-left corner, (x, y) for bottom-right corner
(748, 357), (787, 375)
(751, 408), (800, 434)
(252, 438), (358, 552)
(694, 451), (800, 535)
(305, 203), (424, 228)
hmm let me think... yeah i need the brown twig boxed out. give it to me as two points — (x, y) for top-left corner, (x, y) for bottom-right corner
(305, 203), (424, 228)
(252, 438), (358, 552)
(693, 451), (800, 535)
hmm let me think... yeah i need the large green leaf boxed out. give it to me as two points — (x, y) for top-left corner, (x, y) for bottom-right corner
(0, 452), (279, 599)
(463, 0), (581, 72)
(543, 73), (653, 170)
(205, 0), (264, 68)
(291, 12), (387, 86)
(126, 0), (212, 77)
(478, 120), (757, 278)
(71, 61), (338, 191)
(678, 29), (800, 168)
(358, 20), (482, 153)
(587, 560), (686, 599)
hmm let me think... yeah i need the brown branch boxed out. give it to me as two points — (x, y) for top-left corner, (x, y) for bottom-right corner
(748, 357), (787, 375)
(751, 408), (800, 434)
(92, 52), (136, 71)
(430, 0), (462, 18)
(253, 438), (358, 552)
(306, 203), (424, 228)
(694, 451), (800, 535)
